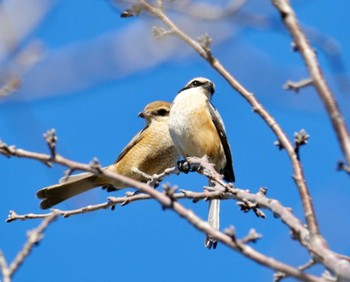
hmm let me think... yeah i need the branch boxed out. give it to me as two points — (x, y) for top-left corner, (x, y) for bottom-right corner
(1, 153), (318, 281)
(272, 0), (350, 171)
(0, 77), (21, 98)
(184, 156), (350, 281)
(134, 0), (319, 241)
(0, 213), (58, 282)
(2, 137), (347, 281)
(284, 78), (313, 93)
(274, 259), (316, 282)
(119, 6), (326, 274)
(166, 201), (322, 282)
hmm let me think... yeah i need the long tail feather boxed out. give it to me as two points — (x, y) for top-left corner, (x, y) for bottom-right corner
(36, 174), (101, 209)
(205, 199), (220, 249)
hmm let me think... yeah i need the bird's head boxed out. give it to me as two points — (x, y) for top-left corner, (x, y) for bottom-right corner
(179, 77), (215, 97)
(138, 101), (171, 124)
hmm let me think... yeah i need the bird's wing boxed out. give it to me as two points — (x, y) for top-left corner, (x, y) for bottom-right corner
(113, 126), (147, 164)
(207, 100), (235, 182)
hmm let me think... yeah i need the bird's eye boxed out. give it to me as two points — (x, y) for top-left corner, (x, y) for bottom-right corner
(190, 80), (201, 87)
(156, 108), (169, 116)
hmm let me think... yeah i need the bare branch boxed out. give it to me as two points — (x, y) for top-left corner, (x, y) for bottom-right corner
(1, 213), (58, 282)
(170, 203), (321, 282)
(272, 0), (350, 171)
(274, 259), (316, 282)
(2, 137), (348, 280)
(0, 77), (21, 98)
(185, 156), (350, 280)
(284, 78), (313, 93)
(134, 0), (319, 242)
(167, 0), (248, 21)
(0, 251), (9, 282)
(43, 129), (57, 159)
(152, 26), (173, 39)
(240, 229), (263, 244)
(294, 129), (310, 161)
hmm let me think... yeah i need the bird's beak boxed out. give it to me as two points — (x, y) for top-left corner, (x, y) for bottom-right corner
(206, 81), (215, 95)
(138, 111), (144, 118)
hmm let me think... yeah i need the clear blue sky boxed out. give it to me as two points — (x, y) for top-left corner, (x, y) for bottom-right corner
(1, 1), (350, 281)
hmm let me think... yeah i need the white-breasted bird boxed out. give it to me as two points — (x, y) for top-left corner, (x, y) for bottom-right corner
(168, 77), (235, 249)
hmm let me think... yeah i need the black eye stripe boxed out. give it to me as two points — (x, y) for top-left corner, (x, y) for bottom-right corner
(179, 80), (205, 93)
(189, 80), (203, 88)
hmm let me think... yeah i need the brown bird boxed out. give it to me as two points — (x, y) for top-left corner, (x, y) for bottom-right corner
(37, 101), (180, 209)
(168, 77), (235, 249)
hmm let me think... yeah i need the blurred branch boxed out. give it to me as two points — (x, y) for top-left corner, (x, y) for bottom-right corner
(0, 213), (58, 282)
(0, 40), (44, 99)
(272, 0), (350, 172)
(166, 0), (248, 20)
(0, 77), (20, 98)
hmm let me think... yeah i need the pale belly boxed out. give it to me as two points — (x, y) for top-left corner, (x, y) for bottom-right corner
(169, 103), (225, 169)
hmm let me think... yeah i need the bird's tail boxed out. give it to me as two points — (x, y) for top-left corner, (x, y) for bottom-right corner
(36, 172), (103, 210)
(205, 198), (220, 249)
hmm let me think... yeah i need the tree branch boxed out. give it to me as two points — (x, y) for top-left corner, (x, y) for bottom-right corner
(134, 0), (319, 253)
(272, 0), (350, 171)
(0, 139), (326, 281)
(0, 213), (58, 282)
(284, 78), (313, 93)
(3, 135), (350, 280)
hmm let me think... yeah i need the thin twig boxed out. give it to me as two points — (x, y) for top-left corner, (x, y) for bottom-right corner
(185, 156), (350, 281)
(284, 78), (313, 93)
(272, 0), (350, 170)
(0, 139), (343, 281)
(168, 200), (321, 282)
(1, 213), (58, 282)
(275, 259), (316, 281)
(0, 251), (9, 282)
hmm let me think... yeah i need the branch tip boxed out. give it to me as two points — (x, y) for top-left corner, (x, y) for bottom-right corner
(258, 187), (267, 196)
(274, 140), (284, 151)
(241, 228), (263, 244)
(294, 129), (310, 160)
(198, 33), (212, 50)
(237, 199), (265, 219)
(43, 129), (57, 158)
(162, 184), (177, 199)
(152, 26), (173, 39)
(223, 225), (237, 241)
(283, 78), (313, 93)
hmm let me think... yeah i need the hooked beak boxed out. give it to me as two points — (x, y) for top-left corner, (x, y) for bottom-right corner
(205, 81), (215, 95)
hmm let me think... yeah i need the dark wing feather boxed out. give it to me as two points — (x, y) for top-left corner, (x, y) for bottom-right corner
(207, 101), (235, 182)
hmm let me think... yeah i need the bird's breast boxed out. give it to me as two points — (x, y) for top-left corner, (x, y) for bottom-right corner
(168, 94), (225, 169)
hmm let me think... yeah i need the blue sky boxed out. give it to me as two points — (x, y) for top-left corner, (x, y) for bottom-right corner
(1, 0), (350, 281)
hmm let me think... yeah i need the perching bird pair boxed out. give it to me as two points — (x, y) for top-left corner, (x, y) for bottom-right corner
(36, 77), (235, 249)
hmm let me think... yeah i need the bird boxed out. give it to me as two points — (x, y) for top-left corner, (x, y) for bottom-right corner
(168, 77), (235, 249)
(36, 101), (180, 210)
